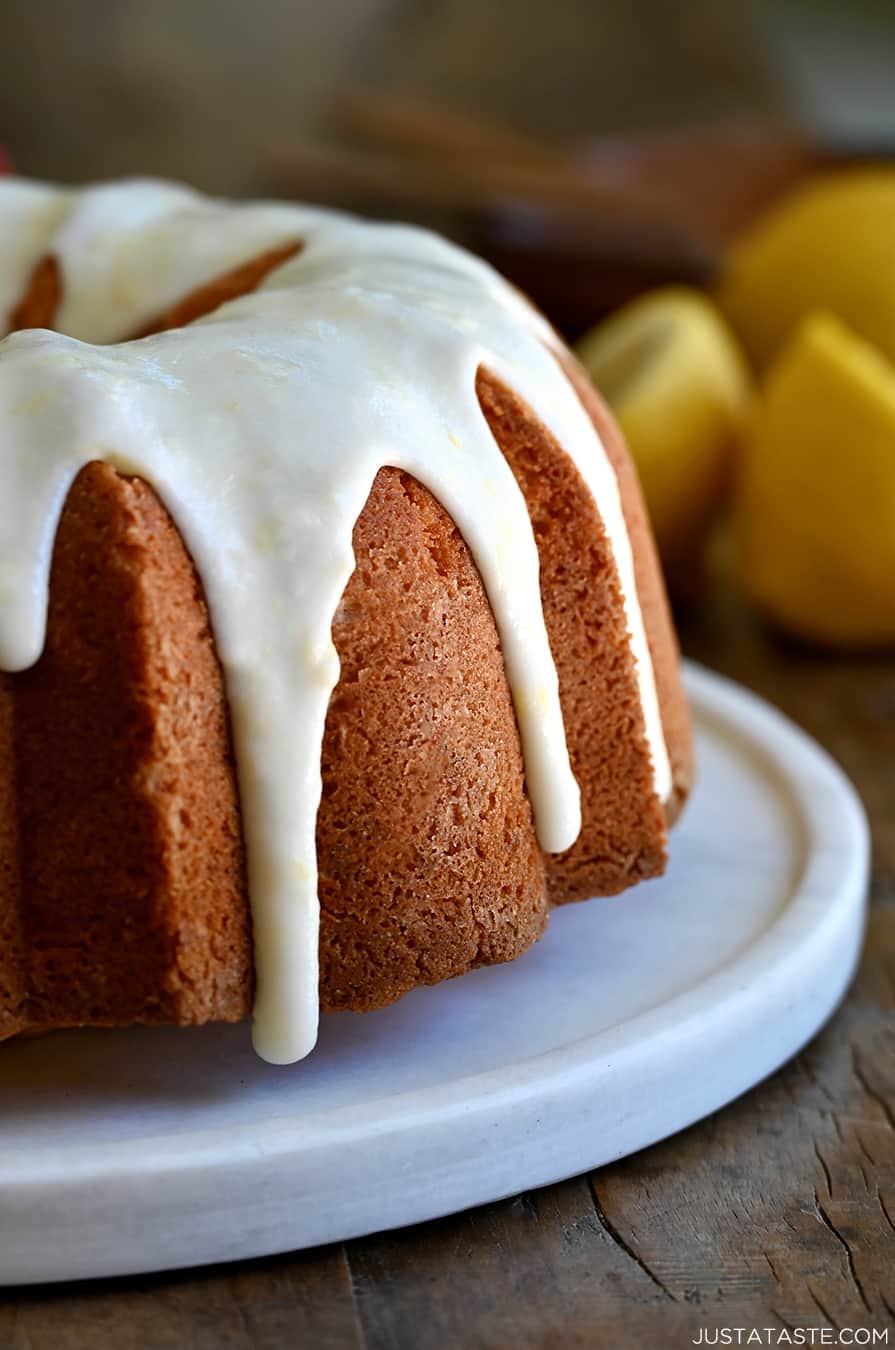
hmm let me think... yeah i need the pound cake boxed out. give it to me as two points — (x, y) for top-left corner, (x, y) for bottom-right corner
(0, 179), (692, 1063)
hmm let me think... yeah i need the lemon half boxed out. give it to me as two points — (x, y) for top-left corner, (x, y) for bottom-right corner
(577, 287), (751, 588)
(736, 311), (895, 647)
(718, 168), (895, 370)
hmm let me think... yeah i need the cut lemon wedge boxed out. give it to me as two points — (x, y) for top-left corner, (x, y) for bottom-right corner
(577, 287), (751, 588)
(736, 311), (895, 647)
(717, 169), (895, 370)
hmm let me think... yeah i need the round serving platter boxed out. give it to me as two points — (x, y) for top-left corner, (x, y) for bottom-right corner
(0, 662), (869, 1284)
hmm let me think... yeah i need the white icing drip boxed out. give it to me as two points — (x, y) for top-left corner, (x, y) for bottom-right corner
(0, 181), (72, 329)
(0, 178), (671, 1064)
(265, 225), (671, 806)
(50, 180), (334, 344)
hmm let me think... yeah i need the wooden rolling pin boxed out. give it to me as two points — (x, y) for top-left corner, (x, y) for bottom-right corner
(264, 90), (870, 337)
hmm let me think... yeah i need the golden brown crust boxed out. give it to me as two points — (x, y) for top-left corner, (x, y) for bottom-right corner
(0, 462), (547, 1034)
(477, 370), (668, 904)
(11, 463), (254, 1032)
(130, 242), (303, 338)
(318, 468), (547, 1011)
(5, 243), (302, 340)
(557, 355), (694, 826)
(6, 255), (61, 333)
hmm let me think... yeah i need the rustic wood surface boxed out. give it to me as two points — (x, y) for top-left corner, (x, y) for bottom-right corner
(0, 590), (892, 1348)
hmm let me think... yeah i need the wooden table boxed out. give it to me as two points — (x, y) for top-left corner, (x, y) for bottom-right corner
(1, 589), (892, 1348)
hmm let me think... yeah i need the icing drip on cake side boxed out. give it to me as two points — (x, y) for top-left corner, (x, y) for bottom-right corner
(0, 178), (671, 1064)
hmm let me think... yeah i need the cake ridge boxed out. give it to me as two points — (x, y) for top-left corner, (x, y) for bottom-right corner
(0, 178), (676, 1063)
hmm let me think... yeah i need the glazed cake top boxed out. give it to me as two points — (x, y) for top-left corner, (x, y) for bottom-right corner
(0, 178), (670, 1062)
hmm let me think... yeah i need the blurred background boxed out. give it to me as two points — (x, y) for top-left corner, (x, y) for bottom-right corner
(3, 0), (895, 332)
(2, 0), (895, 193)
(3, 0), (895, 641)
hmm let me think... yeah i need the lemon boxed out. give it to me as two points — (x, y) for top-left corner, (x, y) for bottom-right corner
(736, 311), (895, 647)
(577, 287), (751, 589)
(717, 168), (895, 370)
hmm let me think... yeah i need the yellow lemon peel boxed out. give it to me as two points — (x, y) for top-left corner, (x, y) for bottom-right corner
(577, 287), (751, 586)
(718, 168), (895, 370)
(735, 311), (895, 647)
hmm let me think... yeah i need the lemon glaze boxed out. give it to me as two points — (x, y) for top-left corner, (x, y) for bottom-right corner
(0, 178), (671, 1062)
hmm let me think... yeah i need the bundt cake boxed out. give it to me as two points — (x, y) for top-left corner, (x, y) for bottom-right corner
(0, 178), (692, 1063)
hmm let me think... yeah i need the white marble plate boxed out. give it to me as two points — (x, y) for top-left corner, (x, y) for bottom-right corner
(0, 663), (869, 1285)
